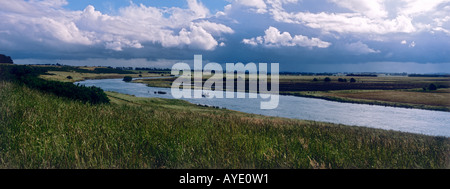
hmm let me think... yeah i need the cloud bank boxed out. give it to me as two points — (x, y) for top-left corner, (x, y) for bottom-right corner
(0, 0), (234, 52)
(2, 0), (450, 73)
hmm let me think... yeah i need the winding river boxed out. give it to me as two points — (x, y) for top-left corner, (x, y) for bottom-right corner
(76, 78), (450, 137)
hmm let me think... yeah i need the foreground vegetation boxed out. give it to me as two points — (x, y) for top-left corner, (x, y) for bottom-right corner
(0, 65), (109, 104)
(0, 81), (448, 168)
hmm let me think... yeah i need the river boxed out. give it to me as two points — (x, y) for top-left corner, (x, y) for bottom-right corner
(75, 78), (450, 137)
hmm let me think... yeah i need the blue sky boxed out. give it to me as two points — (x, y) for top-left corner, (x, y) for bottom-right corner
(1, 0), (450, 73)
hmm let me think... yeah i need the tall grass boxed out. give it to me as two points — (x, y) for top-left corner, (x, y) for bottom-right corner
(0, 81), (448, 168)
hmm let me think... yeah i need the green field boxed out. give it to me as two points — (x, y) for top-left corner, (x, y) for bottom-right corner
(1, 81), (448, 168)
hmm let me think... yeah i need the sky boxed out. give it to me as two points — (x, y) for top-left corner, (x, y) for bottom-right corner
(1, 0), (450, 73)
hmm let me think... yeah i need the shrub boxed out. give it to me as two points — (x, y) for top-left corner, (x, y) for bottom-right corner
(313, 78), (319, 82)
(428, 83), (437, 91)
(324, 77), (331, 82)
(3, 65), (109, 104)
(338, 78), (347, 82)
(123, 76), (133, 82)
(350, 78), (356, 83)
(19, 76), (109, 104)
(67, 76), (73, 80)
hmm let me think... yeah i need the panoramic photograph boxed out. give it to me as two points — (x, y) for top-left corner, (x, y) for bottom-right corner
(0, 0), (449, 184)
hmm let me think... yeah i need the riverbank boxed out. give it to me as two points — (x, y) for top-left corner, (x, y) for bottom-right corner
(134, 75), (450, 112)
(1, 81), (448, 168)
(35, 65), (450, 112)
(282, 89), (450, 112)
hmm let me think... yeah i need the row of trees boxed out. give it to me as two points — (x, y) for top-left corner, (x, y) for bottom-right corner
(313, 77), (357, 83)
(43, 66), (135, 74)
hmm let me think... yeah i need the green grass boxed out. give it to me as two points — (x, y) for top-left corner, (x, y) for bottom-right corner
(0, 81), (449, 169)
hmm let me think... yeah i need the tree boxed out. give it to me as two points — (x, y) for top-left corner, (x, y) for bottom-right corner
(0, 54), (13, 64)
(324, 77), (331, 82)
(350, 78), (356, 83)
(428, 83), (437, 91)
(338, 78), (347, 82)
(123, 76), (133, 82)
(313, 78), (318, 82)
(66, 76), (73, 80)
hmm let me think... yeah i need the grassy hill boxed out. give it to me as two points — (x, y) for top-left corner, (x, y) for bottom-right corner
(0, 81), (448, 169)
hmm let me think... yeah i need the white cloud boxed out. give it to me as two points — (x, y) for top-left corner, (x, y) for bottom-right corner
(401, 40), (407, 44)
(330, 0), (388, 18)
(270, 10), (416, 35)
(0, 0), (232, 51)
(234, 0), (268, 13)
(243, 26), (331, 48)
(399, 0), (450, 16)
(163, 24), (219, 50)
(263, 0), (450, 37)
(242, 38), (261, 46)
(193, 21), (234, 36)
(187, 0), (210, 18)
(344, 41), (380, 54)
(409, 41), (416, 47)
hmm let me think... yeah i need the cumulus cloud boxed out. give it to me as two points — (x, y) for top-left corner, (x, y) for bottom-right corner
(161, 24), (219, 50)
(270, 10), (416, 35)
(399, 0), (450, 16)
(0, 0), (233, 51)
(330, 0), (388, 18)
(243, 26), (331, 48)
(193, 21), (235, 36)
(343, 41), (380, 54)
(233, 0), (268, 14)
(3, 0), (450, 69)
(264, 0), (450, 37)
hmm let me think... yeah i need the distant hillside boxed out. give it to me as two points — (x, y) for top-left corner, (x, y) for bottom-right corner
(0, 54), (13, 64)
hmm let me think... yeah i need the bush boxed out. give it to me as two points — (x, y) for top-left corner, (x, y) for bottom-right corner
(19, 76), (109, 104)
(324, 77), (331, 82)
(66, 76), (73, 80)
(123, 76), (133, 82)
(3, 65), (109, 104)
(350, 78), (356, 83)
(338, 78), (347, 82)
(313, 78), (319, 82)
(428, 83), (437, 91)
